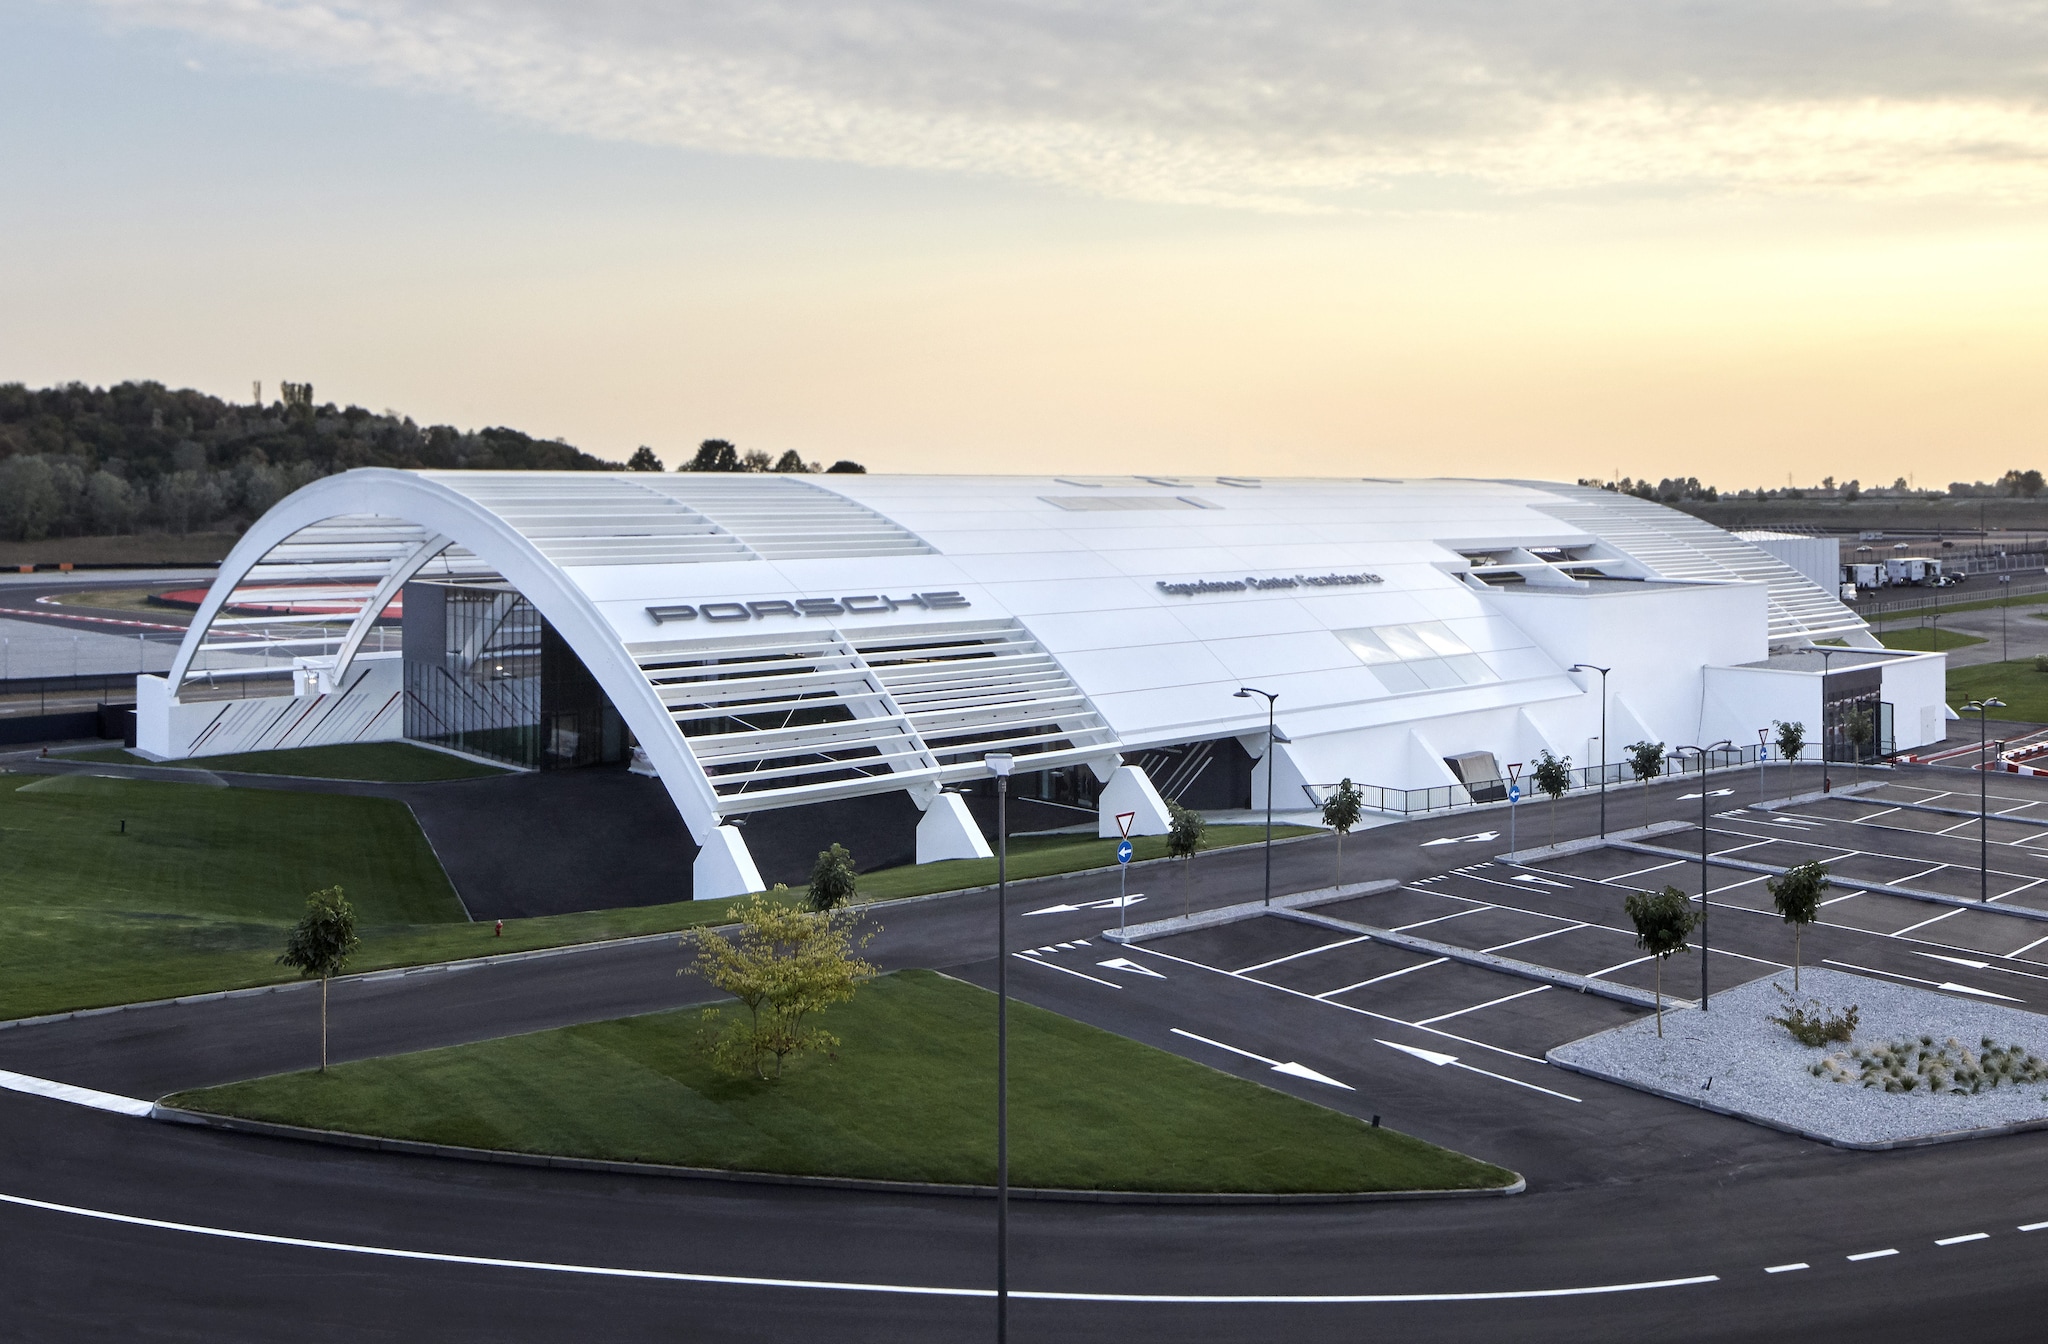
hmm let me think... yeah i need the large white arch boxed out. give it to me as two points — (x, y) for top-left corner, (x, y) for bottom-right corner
(151, 469), (752, 895)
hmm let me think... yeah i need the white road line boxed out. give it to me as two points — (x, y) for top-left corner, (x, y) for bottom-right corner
(1129, 944), (1548, 1065)
(1014, 955), (1122, 989)
(1935, 1233), (1989, 1246)
(1586, 953), (1657, 979)
(1763, 1263), (1808, 1274)
(2009, 932), (2048, 958)
(0, 1068), (153, 1117)
(1846, 1249), (1898, 1262)
(1391, 906), (1491, 933)
(2019, 1221), (2048, 1232)
(1415, 986), (1550, 1026)
(0, 1190), (1718, 1304)
(1375, 1040), (1583, 1103)
(1896, 863), (1950, 887)
(1315, 958), (1449, 999)
(1235, 936), (1373, 975)
(1820, 960), (2022, 1001)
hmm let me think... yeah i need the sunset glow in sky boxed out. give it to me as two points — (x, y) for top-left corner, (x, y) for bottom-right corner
(5, 0), (2045, 485)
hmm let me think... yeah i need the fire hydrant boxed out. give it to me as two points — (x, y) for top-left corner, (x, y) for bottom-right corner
(494, 919), (504, 938)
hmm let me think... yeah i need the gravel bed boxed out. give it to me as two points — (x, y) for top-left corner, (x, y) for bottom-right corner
(1548, 968), (2048, 1149)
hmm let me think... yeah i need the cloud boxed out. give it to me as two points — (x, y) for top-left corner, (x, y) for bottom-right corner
(89, 0), (2048, 208)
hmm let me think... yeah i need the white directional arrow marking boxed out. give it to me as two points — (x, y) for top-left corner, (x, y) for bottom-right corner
(1422, 831), (1501, 847)
(1170, 1028), (1354, 1090)
(1941, 982), (2022, 1002)
(1023, 895), (1146, 916)
(1376, 1039), (1582, 1102)
(1920, 953), (1991, 971)
(1512, 874), (1572, 888)
(1097, 958), (1166, 979)
(1679, 789), (1735, 800)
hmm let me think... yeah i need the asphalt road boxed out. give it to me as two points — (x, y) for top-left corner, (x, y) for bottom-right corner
(10, 766), (2048, 1340)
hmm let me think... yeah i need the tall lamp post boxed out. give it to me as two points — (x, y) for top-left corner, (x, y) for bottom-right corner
(1235, 687), (1279, 907)
(2002, 573), (2012, 662)
(983, 751), (1014, 1343)
(1817, 647), (1835, 793)
(1962, 700), (2006, 902)
(1677, 740), (1733, 1010)
(1569, 664), (1611, 837)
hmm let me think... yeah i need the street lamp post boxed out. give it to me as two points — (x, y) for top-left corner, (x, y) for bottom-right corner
(2002, 574), (2012, 662)
(1962, 701), (2006, 902)
(1235, 687), (1278, 907)
(1569, 664), (1611, 837)
(1817, 647), (1835, 793)
(983, 751), (1014, 1343)
(1677, 740), (1732, 1010)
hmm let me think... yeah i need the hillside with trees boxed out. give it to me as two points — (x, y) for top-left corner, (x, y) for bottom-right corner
(0, 381), (863, 544)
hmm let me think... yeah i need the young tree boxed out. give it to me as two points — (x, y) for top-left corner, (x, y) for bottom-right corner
(1166, 798), (1207, 916)
(1532, 749), (1572, 844)
(1320, 778), (1364, 885)
(277, 887), (360, 1071)
(1767, 861), (1830, 991)
(684, 894), (878, 1079)
(1627, 740), (1665, 828)
(806, 843), (858, 911)
(1774, 719), (1806, 766)
(1623, 885), (1700, 1037)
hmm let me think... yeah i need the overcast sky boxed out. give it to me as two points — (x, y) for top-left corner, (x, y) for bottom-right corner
(5, 0), (2045, 484)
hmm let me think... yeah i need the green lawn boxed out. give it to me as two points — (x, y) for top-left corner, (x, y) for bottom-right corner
(66, 742), (508, 782)
(1877, 626), (1988, 652)
(169, 969), (1511, 1194)
(1948, 660), (2048, 724)
(0, 772), (1318, 1019)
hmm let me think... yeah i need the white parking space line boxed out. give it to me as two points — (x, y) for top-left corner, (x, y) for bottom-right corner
(1127, 943), (1551, 1065)
(1483, 924), (1590, 955)
(1846, 1249), (1898, 1262)
(2008, 932), (2048, 958)
(1763, 1263), (1808, 1274)
(1610, 860), (1686, 882)
(1234, 935), (1372, 975)
(1415, 985), (1550, 1026)
(1392, 906), (1490, 933)
(1935, 1233), (1989, 1246)
(1315, 957), (1449, 999)
(1893, 908), (1964, 938)
(1587, 953), (1657, 979)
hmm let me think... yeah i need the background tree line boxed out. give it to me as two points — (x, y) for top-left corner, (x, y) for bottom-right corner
(0, 381), (861, 542)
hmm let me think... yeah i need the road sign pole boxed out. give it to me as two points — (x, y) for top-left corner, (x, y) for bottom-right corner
(1116, 812), (1135, 936)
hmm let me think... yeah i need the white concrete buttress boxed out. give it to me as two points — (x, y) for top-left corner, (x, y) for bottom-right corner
(1098, 764), (1172, 837)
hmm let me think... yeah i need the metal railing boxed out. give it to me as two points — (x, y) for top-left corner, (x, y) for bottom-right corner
(0, 673), (148, 718)
(1314, 742), (1828, 819)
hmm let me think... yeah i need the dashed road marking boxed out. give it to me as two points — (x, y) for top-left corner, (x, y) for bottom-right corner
(1846, 1249), (1898, 1262)
(1935, 1233), (1989, 1246)
(1763, 1263), (1808, 1274)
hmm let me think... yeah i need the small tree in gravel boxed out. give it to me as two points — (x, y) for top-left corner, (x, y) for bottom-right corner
(1627, 740), (1666, 828)
(1624, 884), (1700, 1037)
(806, 843), (858, 911)
(1166, 798), (1207, 916)
(1774, 719), (1806, 766)
(278, 886), (359, 1071)
(1320, 778), (1363, 885)
(1767, 860), (1830, 991)
(1532, 750), (1572, 845)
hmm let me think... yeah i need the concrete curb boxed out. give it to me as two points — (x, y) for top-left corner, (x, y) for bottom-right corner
(149, 1106), (1525, 1203)
(1275, 909), (1673, 1011)
(1611, 841), (2048, 925)
(1099, 880), (1398, 944)
(1542, 1054), (2048, 1152)
(1498, 820), (1693, 865)
(1752, 780), (1886, 812)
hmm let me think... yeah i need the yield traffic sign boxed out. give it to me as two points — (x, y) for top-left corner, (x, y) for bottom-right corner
(1115, 810), (1136, 839)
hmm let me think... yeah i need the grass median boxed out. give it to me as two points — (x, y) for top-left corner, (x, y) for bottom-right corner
(168, 968), (1511, 1194)
(0, 770), (1316, 1019)
(1877, 627), (1987, 653)
(1948, 660), (2048, 725)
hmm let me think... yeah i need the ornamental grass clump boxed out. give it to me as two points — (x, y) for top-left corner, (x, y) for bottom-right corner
(1808, 1035), (2048, 1094)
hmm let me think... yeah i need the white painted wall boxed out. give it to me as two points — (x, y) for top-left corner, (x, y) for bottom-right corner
(133, 655), (404, 761)
(1736, 532), (1839, 594)
(1880, 651), (1953, 751)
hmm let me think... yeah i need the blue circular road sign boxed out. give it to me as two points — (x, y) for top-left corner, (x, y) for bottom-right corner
(1117, 840), (1134, 865)
(1508, 784), (1521, 803)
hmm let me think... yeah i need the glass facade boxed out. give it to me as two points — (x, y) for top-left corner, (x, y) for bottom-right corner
(403, 582), (625, 769)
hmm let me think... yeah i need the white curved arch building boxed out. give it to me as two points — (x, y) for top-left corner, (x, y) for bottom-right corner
(140, 470), (1948, 898)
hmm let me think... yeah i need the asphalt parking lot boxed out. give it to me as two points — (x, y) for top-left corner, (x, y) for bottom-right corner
(989, 767), (2048, 1186)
